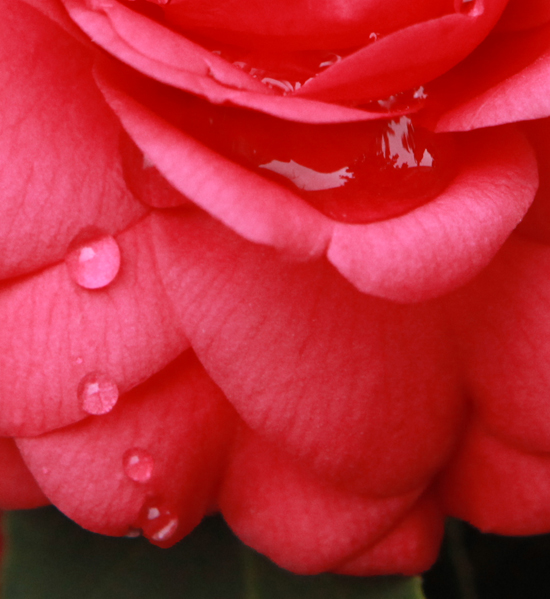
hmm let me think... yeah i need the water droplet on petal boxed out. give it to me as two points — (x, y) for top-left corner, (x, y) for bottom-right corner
(150, 516), (179, 542)
(138, 501), (180, 543)
(125, 528), (142, 538)
(123, 448), (154, 483)
(65, 230), (120, 290)
(147, 507), (161, 520)
(78, 372), (119, 415)
(456, 0), (478, 14)
(41, 467), (50, 475)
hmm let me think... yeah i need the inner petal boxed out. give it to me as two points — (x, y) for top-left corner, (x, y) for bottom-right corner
(127, 86), (457, 224)
(159, 0), (458, 51)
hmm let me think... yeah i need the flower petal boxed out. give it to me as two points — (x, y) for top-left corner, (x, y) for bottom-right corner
(150, 210), (463, 497)
(296, 0), (508, 103)
(444, 235), (550, 453)
(96, 67), (334, 260)
(0, 216), (188, 436)
(440, 419), (550, 535)
(0, 438), (49, 510)
(219, 428), (422, 574)
(0, 0), (145, 280)
(433, 23), (550, 131)
(327, 126), (537, 301)
(65, 0), (398, 124)
(335, 493), (444, 576)
(17, 352), (236, 543)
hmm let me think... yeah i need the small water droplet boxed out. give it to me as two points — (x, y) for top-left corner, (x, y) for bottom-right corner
(125, 528), (142, 538)
(78, 372), (119, 415)
(456, 0), (477, 14)
(318, 53), (342, 69)
(123, 448), (154, 483)
(369, 32), (380, 41)
(137, 500), (180, 544)
(41, 467), (50, 475)
(147, 507), (161, 520)
(150, 517), (179, 542)
(65, 229), (120, 290)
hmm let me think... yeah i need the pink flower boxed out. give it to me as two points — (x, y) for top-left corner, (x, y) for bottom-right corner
(1, 0), (550, 576)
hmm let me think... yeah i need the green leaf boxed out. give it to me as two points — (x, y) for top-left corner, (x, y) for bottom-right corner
(2, 507), (426, 599)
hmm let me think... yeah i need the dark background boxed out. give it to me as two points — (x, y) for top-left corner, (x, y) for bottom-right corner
(423, 521), (550, 599)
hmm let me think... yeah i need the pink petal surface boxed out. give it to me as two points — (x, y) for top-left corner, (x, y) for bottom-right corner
(0, 438), (49, 509)
(96, 68), (334, 260)
(327, 126), (537, 302)
(149, 210), (463, 497)
(433, 23), (550, 131)
(0, 0), (146, 280)
(0, 216), (188, 437)
(440, 419), (550, 535)
(220, 428), (423, 575)
(443, 235), (550, 453)
(295, 0), (508, 103)
(97, 67), (537, 300)
(17, 353), (236, 542)
(63, 0), (399, 124)
(335, 493), (444, 576)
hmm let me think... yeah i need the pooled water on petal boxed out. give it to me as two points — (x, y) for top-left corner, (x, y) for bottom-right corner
(65, 230), (120, 290)
(78, 372), (119, 415)
(123, 448), (154, 483)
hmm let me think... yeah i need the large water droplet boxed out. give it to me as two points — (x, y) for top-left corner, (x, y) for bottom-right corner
(78, 372), (119, 415)
(65, 229), (120, 290)
(123, 448), (154, 483)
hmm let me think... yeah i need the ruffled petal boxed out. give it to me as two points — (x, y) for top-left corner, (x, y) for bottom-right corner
(0, 438), (49, 509)
(433, 23), (550, 131)
(296, 0), (508, 103)
(443, 235), (550, 453)
(63, 0), (399, 124)
(327, 126), (537, 301)
(0, 216), (188, 437)
(17, 352), (236, 544)
(440, 420), (550, 535)
(164, 0), (455, 50)
(0, 0), (145, 280)
(96, 65), (334, 260)
(219, 428), (422, 574)
(149, 209), (463, 497)
(335, 493), (444, 576)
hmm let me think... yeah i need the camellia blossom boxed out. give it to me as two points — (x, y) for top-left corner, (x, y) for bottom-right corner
(1, 0), (550, 577)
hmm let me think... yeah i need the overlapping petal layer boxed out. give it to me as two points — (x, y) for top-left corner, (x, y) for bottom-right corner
(2, 0), (550, 578)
